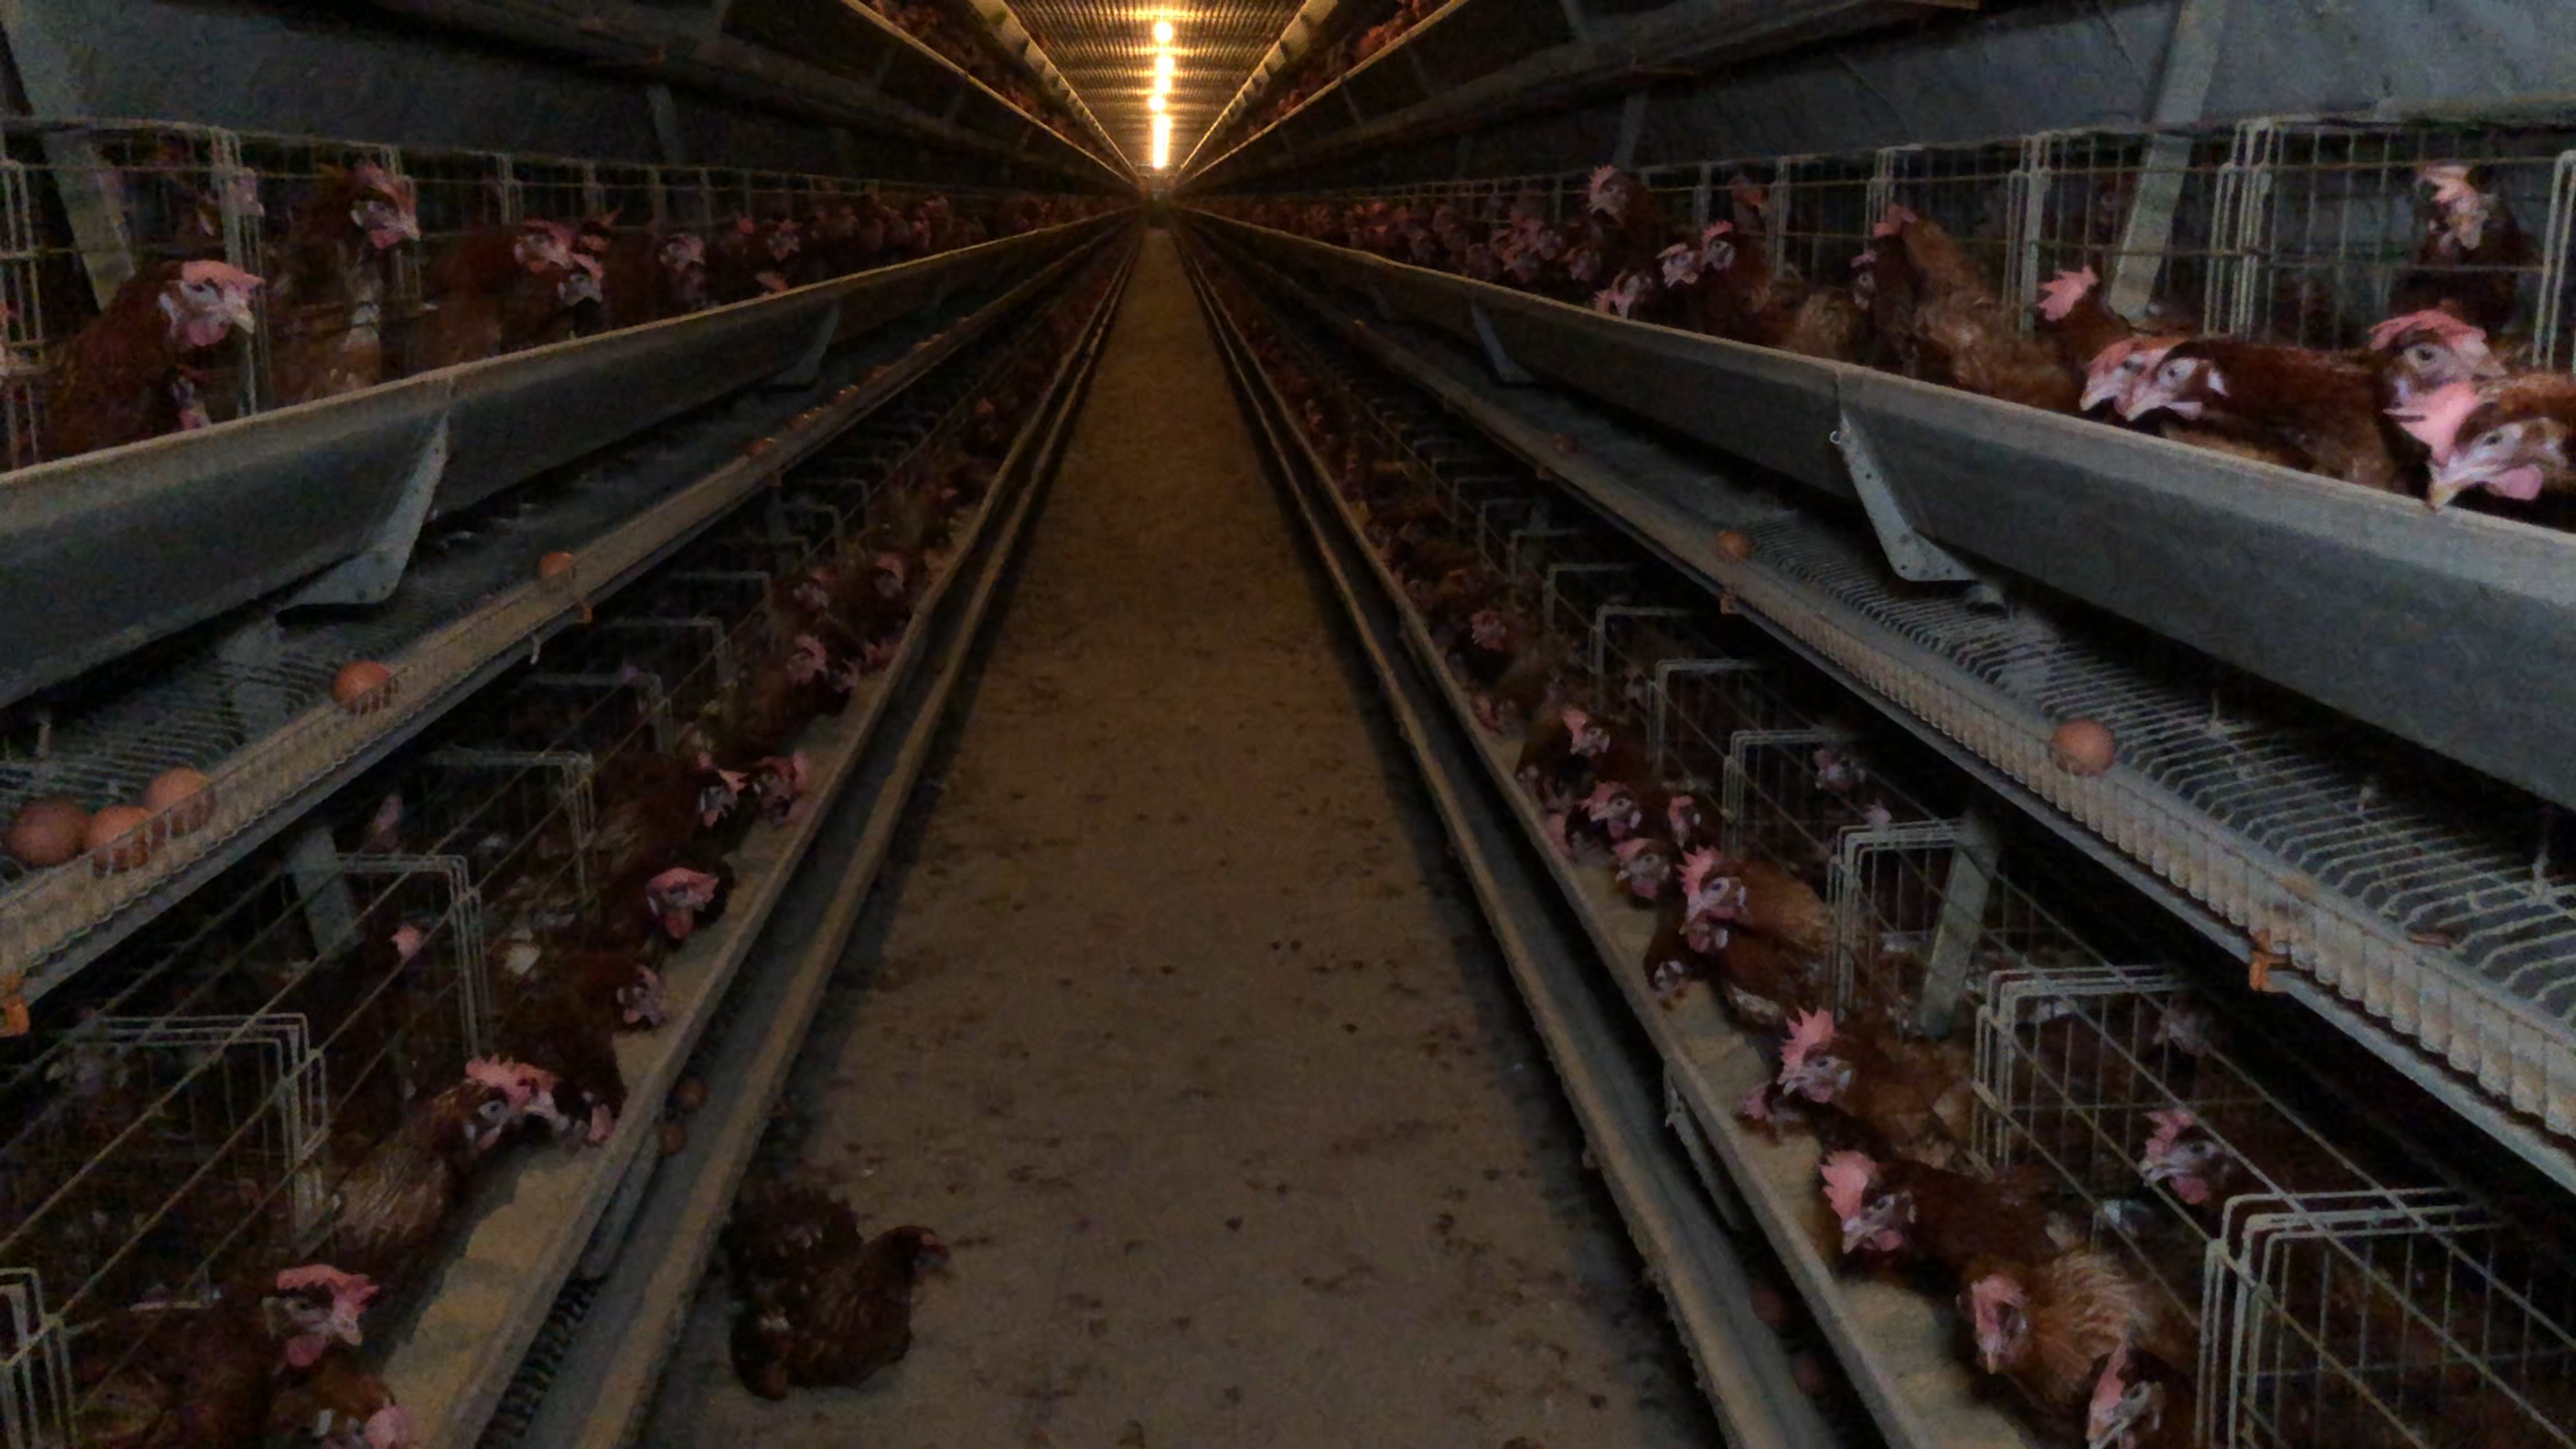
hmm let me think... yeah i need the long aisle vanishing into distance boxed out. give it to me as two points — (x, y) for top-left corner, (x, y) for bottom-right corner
(641, 231), (1716, 1447)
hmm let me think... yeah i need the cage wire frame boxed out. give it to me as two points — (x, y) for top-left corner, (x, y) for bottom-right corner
(0, 252), (1108, 1442)
(0, 1001), (336, 1440)
(2204, 1189), (2576, 1449)
(0, 1267), (67, 1449)
(1236, 106), (2576, 356)
(1209, 218), (2576, 1449)
(0, 116), (1091, 472)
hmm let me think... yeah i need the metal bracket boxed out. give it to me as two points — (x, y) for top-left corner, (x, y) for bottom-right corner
(1410, 46), (1442, 104)
(647, 83), (690, 166)
(1612, 91), (1649, 172)
(1342, 86), (1367, 126)
(1912, 810), (2002, 1038)
(1554, 0), (1593, 42)
(2105, 0), (2233, 320)
(1469, 299), (1534, 385)
(1831, 411), (1982, 584)
(282, 415), (451, 610)
(1361, 278), (1399, 323)
(0, 1), (132, 308)
(282, 826), (361, 971)
(773, 301), (844, 388)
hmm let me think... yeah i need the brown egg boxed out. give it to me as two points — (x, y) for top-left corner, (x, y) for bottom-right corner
(1790, 1352), (1829, 1397)
(1716, 530), (1754, 561)
(671, 1076), (709, 1115)
(743, 436), (775, 458)
(1748, 1282), (1788, 1330)
(835, 383), (863, 403)
(143, 768), (215, 837)
(333, 661), (395, 714)
(658, 1121), (689, 1157)
(85, 805), (154, 873)
(2049, 718), (2118, 777)
(7, 799), (91, 868)
(539, 550), (577, 582)
(1550, 433), (1580, 457)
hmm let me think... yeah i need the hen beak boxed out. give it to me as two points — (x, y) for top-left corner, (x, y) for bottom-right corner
(2424, 472), (2473, 511)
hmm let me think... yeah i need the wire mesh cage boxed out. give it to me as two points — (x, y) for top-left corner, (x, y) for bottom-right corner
(0, 1267), (69, 1449)
(1971, 964), (2227, 1195)
(0, 120), (264, 464)
(2203, 1190), (2576, 1448)
(2017, 128), (2233, 337)
(2209, 113), (2576, 358)
(0, 1000), (334, 1442)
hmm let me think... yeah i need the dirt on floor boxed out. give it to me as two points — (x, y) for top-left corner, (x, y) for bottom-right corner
(640, 230), (1717, 1448)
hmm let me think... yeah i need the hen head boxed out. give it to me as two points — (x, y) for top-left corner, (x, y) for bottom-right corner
(2418, 163), (2493, 252)
(1964, 1271), (2030, 1373)
(2150, 996), (2216, 1058)
(2087, 1345), (2167, 1449)
(1612, 837), (1672, 900)
(2407, 381), (2573, 510)
(460, 1059), (562, 1151)
(1678, 848), (1744, 926)
(266, 1264), (380, 1368)
(2137, 1107), (2222, 1204)
(1775, 1009), (1851, 1104)
(871, 552), (911, 598)
(2116, 343), (2223, 423)
(1658, 241), (1704, 290)
(1591, 269), (1650, 320)
(1561, 707), (1611, 759)
(617, 964), (669, 1028)
(2081, 337), (2175, 415)
(345, 164), (420, 251)
(659, 233), (708, 275)
(1586, 166), (1635, 223)
(2369, 309), (2507, 409)
(158, 260), (264, 350)
(1582, 780), (1640, 833)
(2036, 266), (2100, 323)
(751, 752), (810, 822)
(513, 219), (577, 276)
(1666, 794), (1703, 841)
(884, 1224), (951, 1279)
(645, 866), (724, 941)
(1819, 1150), (1909, 1256)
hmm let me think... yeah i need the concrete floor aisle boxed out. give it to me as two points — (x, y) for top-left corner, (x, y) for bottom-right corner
(642, 231), (1715, 1448)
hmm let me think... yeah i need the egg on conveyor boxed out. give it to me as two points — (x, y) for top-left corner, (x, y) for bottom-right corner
(144, 767), (215, 837)
(2049, 718), (2118, 777)
(6, 799), (92, 869)
(85, 805), (154, 873)
(333, 660), (396, 714)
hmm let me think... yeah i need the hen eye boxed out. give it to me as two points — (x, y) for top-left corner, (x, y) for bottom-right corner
(478, 1099), (511, 1121)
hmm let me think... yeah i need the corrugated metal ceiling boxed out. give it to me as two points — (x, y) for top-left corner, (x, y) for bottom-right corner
(1004, 0), (1303, 173)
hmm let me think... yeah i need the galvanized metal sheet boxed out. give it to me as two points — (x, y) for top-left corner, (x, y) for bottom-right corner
(1839, 368), (2576, 812)
(0, 385), (448, 711)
